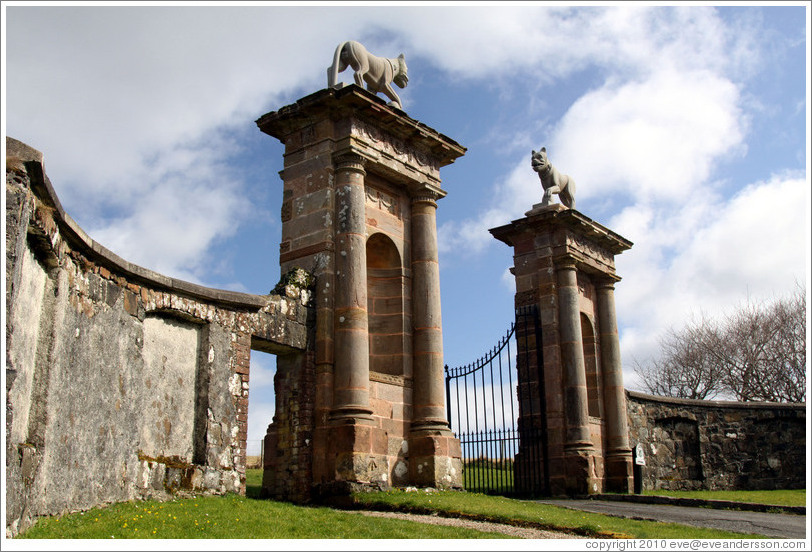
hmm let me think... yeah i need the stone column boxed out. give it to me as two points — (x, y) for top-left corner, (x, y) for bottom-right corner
(410, 190), (448, 432)
(556, 257), (594, 493)
(409, 189), (462, 489)
(330, 153), (373, 423)
(596, 280), (633, 492)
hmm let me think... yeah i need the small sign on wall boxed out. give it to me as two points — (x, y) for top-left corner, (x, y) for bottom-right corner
(634, 443), (646, 466)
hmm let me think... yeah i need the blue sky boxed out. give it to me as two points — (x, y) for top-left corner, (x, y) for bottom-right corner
(3, 2), (809, 454)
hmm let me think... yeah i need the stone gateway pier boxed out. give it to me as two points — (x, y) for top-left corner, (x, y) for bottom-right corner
(256, 85), (466, 496)
(490, 203), (635, 496)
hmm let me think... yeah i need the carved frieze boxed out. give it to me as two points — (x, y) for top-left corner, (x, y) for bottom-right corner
(352, 119), (437, 173)
(370, 370), (412, 388)
(567, 232), (614, 267)
(366, 185), (401, 218)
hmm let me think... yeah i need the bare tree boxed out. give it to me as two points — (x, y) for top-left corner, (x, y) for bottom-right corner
(633, 316), (727, 400)
(634, 286), (806, 403)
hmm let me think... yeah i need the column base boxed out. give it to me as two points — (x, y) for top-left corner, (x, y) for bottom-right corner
(328, 406), (374, 424)
(328, 421), (390, 489)
(564, 444), (599, 496)
(408, 428), (463, 489)
(604, 451), (634, 494)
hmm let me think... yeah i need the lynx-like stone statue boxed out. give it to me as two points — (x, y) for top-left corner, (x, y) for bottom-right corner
(327, 40), (409, 110)
(531, 147), (576, 209)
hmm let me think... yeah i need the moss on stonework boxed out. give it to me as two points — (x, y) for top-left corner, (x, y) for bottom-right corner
(272, 267), (315, 295)
(137, 452), (194, 470)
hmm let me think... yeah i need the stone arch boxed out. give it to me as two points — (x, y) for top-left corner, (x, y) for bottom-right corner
(580, 312), (601, 418)
(366, 233), (405, 376)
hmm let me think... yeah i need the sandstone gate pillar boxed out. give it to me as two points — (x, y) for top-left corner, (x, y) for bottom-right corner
(596, 280), (634, 492)
(490, 204), (633, 495)
(257, 85), (465, 498)
(331, 153), (373, 423)
(409, 190), (460, 486)
(556, 257), (596, 494)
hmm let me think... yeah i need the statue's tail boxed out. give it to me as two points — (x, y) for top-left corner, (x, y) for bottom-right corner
(327, 41), (347, 89)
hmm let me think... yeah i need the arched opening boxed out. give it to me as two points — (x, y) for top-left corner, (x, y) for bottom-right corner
(581, 312), (601, 418)
(366, 233), (405, 376)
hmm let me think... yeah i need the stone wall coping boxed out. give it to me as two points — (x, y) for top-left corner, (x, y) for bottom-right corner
(626, 389), (806, 412)
(256, 85), (467, 167)
(8, 136), (269, 310)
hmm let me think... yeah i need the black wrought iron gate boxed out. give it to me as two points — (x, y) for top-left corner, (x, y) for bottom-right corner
(445, 305), (549, 497)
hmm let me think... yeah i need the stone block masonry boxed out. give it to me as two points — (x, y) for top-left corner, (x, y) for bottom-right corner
(257, 85), (466, 495)
(5, 137), (315, 536)
(490, 204), (634, 496)
(626, 391), (805, 491)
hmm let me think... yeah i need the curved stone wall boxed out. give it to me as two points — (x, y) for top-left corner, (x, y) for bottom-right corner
(5, 138), (314, 536)
(626, 390), (806, 491)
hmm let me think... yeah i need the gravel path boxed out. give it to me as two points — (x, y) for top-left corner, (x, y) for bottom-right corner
(354, 510), (584, 539)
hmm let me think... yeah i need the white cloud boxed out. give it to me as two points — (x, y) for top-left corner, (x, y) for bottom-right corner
(5, 5), (766, 283)
(616, 172), (809, 386)
(554, 68), (746, 206)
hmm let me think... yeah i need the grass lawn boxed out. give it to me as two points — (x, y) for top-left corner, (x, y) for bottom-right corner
(463, 464), (514, 493)
(16, 494), (509, 539)
(641, 489), (806, 508)
(16, 469), (773, 540)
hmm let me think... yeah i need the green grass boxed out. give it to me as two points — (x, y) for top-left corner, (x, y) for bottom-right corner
(641, 489), (806, 507)
(17, 493), (509, 539)
(352, 489), (767, 539)
(463, 464), (515, 493)
(16, 469), (783, 540)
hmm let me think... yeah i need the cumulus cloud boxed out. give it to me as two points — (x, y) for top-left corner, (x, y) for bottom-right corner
(616, 172), (809, 388)
(5, 6), (379, 282)
(554, 68), (746, 206)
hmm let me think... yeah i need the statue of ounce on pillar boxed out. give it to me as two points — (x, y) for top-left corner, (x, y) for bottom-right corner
(531, 147), (576, 209)
(327, 40), (409, 110)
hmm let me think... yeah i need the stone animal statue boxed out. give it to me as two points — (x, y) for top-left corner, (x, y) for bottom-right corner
(327, 40), (409, 110)
(531, 147), (576, 209)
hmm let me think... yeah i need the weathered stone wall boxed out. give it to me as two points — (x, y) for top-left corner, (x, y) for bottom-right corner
(626, 390), (806, 491)
(5, 138), (314, 536)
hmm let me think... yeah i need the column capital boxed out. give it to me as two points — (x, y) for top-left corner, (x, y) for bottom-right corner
(411, 189), (440, 207)
(332, 152), (367, 175)
(595, 276), (621, 290)
(553, 254), (578, 272)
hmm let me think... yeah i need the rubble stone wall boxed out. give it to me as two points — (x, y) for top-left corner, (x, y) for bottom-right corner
(626, 390), (806, 491)
(5, 138), (314, 536)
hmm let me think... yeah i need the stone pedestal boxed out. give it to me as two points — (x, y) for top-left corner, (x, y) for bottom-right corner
(490, 204), (633, 495)
(257, 85), (465, 496)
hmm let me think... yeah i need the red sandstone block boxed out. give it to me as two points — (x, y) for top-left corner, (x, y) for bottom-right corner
(123, 291), (138, 316)
(448, 438), (462, 458)
(409, 435), (440, 456)
(381, 418), (408, 436)
(372, 427), (389, 455)
(369, 398), (392, 419)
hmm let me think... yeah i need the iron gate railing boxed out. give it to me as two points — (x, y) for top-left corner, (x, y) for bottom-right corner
(445, 305), (549, 497)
